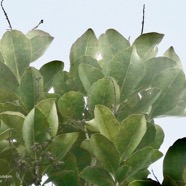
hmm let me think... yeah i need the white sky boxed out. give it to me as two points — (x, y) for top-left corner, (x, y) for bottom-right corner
(1, 0), (186, 183)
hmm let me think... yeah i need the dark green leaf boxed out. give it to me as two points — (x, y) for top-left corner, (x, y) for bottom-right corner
(40, 60), (64, 92)
(163, 138), (186, 186)
(129, 179), (161, 186)
(80, 166), (115, 186)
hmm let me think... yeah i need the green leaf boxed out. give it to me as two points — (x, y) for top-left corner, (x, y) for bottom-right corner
(80, 166), (115, 186)
(1, 30), (31, 81)
(0, 111), (25, 143)
(115, 114), (147, 161)
(0, 62), (19, 94)
(86, 105), (120, 142)
(58, 91), (85, 120)
(19, 67), (43, 112)
(98, 29), (130, 74)
(163, 138), (186, 186)
(53, 70), (75, 95)
(0, 88), (18, 103)
(70, 29), (98, 64)
(164, 46), (182, 69)
(36, 99), (58, 137)
(106, 47), (145, 101)
(129, 180), (161, 186)
(48, 132), (79, 160)
(0, 102), (25, 114)
(26, 29), (54, 62)
(90, 133), (120, 175)
(117, 88), (161, 121)
(150, 68), (186, 117)
(133, 32), (164, 61)
(78, 63), (104, 92)
(116, 165), (131, 183)
(22, 107), (50, 153)
(125, 147), (163, 177)
(88, 77), (120, 111)
(136, 57), (177, 90)
(40, 60), (64, 92)
(136, 123), (164, 150)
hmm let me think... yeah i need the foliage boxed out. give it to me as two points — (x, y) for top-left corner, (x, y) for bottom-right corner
(0, 28), (185, 185)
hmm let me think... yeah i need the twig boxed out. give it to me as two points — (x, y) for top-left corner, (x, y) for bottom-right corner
(151, 168), (160, 184)
(141, 4), (145, 35)
(32, 19), (44, 30)
(1, 0), (12, 29)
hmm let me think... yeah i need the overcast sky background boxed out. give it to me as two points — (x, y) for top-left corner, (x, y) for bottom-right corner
(1, 0), (186, 182)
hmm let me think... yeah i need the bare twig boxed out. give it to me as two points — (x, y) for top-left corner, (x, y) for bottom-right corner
(1, 0), (12, 29)
(151, 168), (160, 184)
(32, 19), (44, 30)
(141, 4), (145, 35)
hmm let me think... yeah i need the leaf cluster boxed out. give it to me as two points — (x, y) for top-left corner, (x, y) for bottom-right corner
(0, 28), (185, 185)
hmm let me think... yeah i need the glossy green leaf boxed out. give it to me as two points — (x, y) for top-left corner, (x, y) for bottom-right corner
(88, 77), (120, 111)
(86, 105), (120, 142)
(98, 29), (130, 74)
(48, 132), (79, 160)
(150, 68), (186, 117)
(70, 29), (98, 64)
(26, 29), (54, 62)
(80, 166), (115, 186)
(19, 67), (43, 112)
(125, 147), (163, 177)
(133, 32), (164, 61)
(107, 47), (145, 101)
(1, 30), (31, 81)
(163, 138), (186, 185)
(164, 46), (182, 69)
(58, 91), (84, 120)
(36, 99), (58, 137)
(40, 60), (64, 92)
(129, 180), (161, 186)
(116, 114), (147, 161)
(22, 107), (50, 153)
(90, 133), (120, 175)
(78, 63), (104, 92)
(0, 62), (19, 94)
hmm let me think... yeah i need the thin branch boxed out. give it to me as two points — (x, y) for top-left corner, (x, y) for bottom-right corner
(32, 19), (44, 30)
(1, 0), (12, 29)
(141, 4), (145, 35)
(151, 168), (160, 184)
